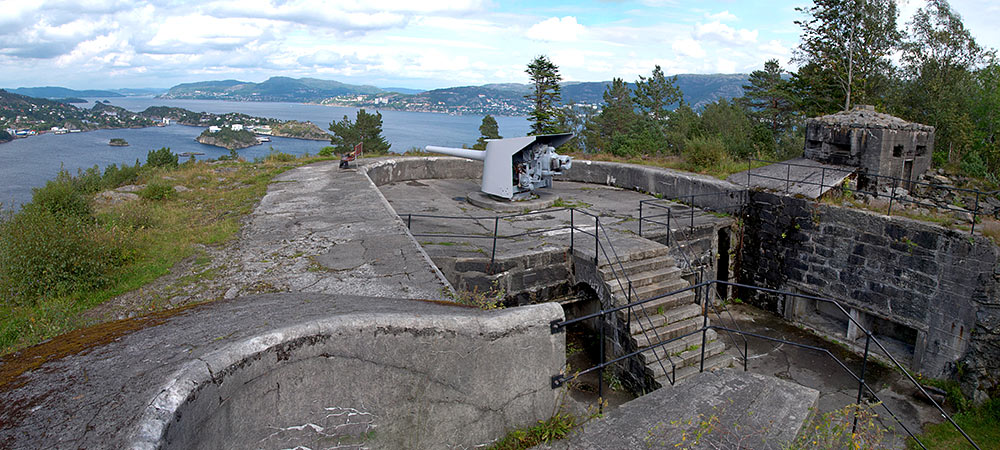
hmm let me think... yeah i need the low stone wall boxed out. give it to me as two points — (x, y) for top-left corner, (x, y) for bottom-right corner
(130, 302), (565, 449)
(434, 248), (576, 306)
(740, 191), (1000, 400)
(362, 156), (481, 186)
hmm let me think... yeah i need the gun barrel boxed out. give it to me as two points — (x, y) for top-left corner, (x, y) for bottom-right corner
(425, 145), (486, 161)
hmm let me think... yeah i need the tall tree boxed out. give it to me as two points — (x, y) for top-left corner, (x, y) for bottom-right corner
(896, 0), (991, 164)
(525, 55), (563, 135)
(328, 109), (390, 155)
(473, 115), (501, 150)
(739, 59), (796, 134)
(793, 0), (901, 112)
(634, 65), (683, 123)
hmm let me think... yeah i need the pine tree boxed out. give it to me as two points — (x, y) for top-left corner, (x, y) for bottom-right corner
(473, 115), (501, 150)
(525, 55), (563, 135)
(739, 59), (796, 134)
(634, 65), (683, 123)
(328, 109), (390, 155)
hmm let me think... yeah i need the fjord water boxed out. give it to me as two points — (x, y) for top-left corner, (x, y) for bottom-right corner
(0, 97), (530, 208)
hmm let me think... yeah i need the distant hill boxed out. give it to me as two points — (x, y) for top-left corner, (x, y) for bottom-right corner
(560, 74), (749, 110)
(160, 76), (385, 101)
(112, 88), (167, 96)
(7, 86), (124, 99)
(382, 87), (425, 95)
(161, 74), (750, 114)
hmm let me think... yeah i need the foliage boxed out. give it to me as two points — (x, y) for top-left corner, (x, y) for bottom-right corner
(447, 280), (505, 310)
(739, 59), (797, 134)
(487, 412), (578, 450)
(474, 115), (501, 150)
(789, 403), (892, 450)
(328, 109), (391, 155)
(0, 153), (330, 355)
(633, 64), (682, 123)
(318, 146), (335, 157)
(139, 182), (176, 201)
(892, 0), (994, 167)
(0, 205), (131, 305)
(684, 135), (728, 168)
(793, 0), (901, 112)
(911, 398), (1000, 450)
(31, 172), (92, 219)
(525, 55), (564, 135)
(146, 147), (179, 168)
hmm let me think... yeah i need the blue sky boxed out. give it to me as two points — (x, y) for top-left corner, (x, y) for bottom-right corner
(1, 0), (997, 90)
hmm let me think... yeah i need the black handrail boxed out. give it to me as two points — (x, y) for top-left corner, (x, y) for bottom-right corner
(551, 279), (982, 450)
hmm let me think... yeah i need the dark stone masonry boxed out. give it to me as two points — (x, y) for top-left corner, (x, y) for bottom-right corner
(740, 191), (1000, 401)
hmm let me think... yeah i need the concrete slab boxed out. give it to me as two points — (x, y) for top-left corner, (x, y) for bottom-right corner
(541, 369), (819, 449)
(727, 157), (855, 199)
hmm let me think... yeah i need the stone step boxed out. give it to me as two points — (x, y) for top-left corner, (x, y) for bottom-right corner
(606, 265), (684, 290)
(616, 289), (697, 316)
(656, 353), (733, 387)
(599, 254), (677, 278)
(627, 303), (702, 335)
(612, 278), (691, 303)
(646, 340), (727, 379)
(599, 245), (672, 265)
(640, 329), (718, 362)
(632, 316), (704, 349)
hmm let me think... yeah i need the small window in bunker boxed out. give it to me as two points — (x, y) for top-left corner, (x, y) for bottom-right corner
(892, 145), (904, 158)
(916, 145), (927, 157)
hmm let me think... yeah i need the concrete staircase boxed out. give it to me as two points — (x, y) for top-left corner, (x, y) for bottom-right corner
(597, 245), (729, 388)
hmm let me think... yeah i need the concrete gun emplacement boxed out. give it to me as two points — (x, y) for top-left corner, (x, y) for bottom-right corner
(426, 133), (573, 201)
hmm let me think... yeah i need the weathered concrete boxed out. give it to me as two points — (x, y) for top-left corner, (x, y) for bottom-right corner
(0, 294), (564, 449)
(741, 190), (1000, 400)
(131, 298), (564, 450)
(726, 157), (855, 199)
(218, 161), (452, 300)
(542, 369), (819, 449)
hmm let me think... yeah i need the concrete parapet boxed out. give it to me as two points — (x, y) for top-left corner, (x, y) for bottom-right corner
(129, 300), (565, 449)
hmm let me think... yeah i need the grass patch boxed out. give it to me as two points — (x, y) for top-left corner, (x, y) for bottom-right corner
(487, 412), (578, 450)
(0, 154), (334, 355)
(911, 398), (1000, 450)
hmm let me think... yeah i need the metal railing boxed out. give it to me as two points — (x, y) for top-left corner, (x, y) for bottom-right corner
(550, 279), (982, 450)
(637, 193), (751, 375)
(746, 157), (996, 235)
(402, 206), (677, 396)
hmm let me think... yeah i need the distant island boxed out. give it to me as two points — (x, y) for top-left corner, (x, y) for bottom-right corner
(109, 138), (129, 147)
(158, 75), (750, 115)
(196, 126), (260, 150)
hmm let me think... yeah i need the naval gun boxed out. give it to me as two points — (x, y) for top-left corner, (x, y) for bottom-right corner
(426, 133), (573, 200)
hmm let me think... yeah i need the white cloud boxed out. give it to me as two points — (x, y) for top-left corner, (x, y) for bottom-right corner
(525, 16), (586, 42)
(672, 37), (706, 59)
(694, 21), (758, 45)
(714, 57), (737, 73)
(706, 10), (738, 22)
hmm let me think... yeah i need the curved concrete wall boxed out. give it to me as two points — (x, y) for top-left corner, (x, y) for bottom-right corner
(130, 303), (564, 450)
(361, 156), (744, 211)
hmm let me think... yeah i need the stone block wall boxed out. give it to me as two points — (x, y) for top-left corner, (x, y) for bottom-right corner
(740, 191), (1000, 400)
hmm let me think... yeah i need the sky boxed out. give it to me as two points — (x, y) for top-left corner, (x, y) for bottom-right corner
(1, 0), (998, 91)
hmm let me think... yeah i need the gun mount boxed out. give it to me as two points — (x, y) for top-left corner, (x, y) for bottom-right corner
(426, 133), (573, 200)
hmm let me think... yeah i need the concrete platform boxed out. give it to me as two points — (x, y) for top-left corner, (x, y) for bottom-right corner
(541, 369), (819, 449)
(728, 157), (855, 199)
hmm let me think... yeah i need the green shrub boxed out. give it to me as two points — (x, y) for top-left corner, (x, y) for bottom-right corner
(318, 146), (335, 157)
(0, 206), (131, 304)
(146, 147), (178, 168)
(101, 161), (141, 188)
(961, 150), (989, 178)
(139, 182), (175, 201)
(264, 148), (295, 162)
(31, 173), (92, 219)
(684, 135), (727, 168)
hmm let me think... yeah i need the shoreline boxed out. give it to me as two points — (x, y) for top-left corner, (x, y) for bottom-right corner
(0, 122), (330, 146)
